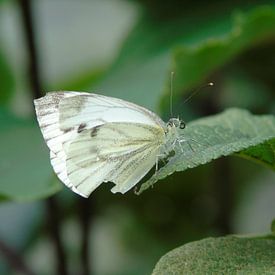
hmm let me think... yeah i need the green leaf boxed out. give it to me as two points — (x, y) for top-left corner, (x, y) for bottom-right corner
(95, 3), (233, 110)
(272, 219), (275, 234)
(219, 68), (272, 111)
(137, 108), (275, 194)
(48, 67), (106, 92)
(95, 4), (275, 114)
(152, 235), (275, 274)
(161, 6), (275, 113)
(0, 110), (62, 201)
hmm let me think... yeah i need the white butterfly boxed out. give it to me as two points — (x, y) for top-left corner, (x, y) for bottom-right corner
(34, 92), (186, 197)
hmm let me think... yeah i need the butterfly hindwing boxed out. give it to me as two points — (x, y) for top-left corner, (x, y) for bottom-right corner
(64, 122), (165, 197)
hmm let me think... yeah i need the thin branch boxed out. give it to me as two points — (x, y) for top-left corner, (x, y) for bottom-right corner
(78, 197), (93, 275)
(0, 239), (35, 275)
(214, 157), (233, 234)
(18, 0), (68, 274)
(46, 197), (68, 275)
(18, 0), (42, 99)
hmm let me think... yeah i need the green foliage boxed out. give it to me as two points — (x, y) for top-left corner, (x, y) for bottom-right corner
(137, 109), (275, 194)
(152, 235), (275, 274)
(0, 48), (14, 104)
(161, 6), (275, 113)
(219, 69), (272, 111)
(48, 67), (105, 92)
(272, 219), (275, 234)
(0, 111), (62, 201)
(96, 4), (275, 116)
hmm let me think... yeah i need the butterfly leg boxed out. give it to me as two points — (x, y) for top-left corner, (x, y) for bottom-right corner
(176, 137), (187, 153)
(186, 140), (195, 152)
(179, 141), (197, 167)
(155, 153), (166, 173)
(178, 136), (196, 153)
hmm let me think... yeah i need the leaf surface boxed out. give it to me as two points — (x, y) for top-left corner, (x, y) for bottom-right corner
(0, 111), (62, 201)
(152, 235), (275, 274)
(138, 108), (275, 194)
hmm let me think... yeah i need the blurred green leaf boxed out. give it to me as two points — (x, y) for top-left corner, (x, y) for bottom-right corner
(152, 235), (275, 274)
(0, 0), (9, 5)
(48, 67), (106, 92)
(238, 138), (275, 168)
(0, 48), (14, 105)
(138, 108), (275, 194)
(271, 219), (275, 234)
(97, 4), (275, 115)
(219, 68), (272, 111)
(161, 6), (275, 112)
(0, 110), (62, 201)
(97, 3), (232, 111)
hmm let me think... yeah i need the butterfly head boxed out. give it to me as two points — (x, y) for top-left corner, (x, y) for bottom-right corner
(166, 118), (185, 130)
(162, 118), (186, 155)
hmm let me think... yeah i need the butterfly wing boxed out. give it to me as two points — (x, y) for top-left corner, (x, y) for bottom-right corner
(64, 122), (165, 197)
(34, 92), (165, 197)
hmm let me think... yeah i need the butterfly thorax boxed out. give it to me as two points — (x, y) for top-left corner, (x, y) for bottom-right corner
(159, 118), (185, 156)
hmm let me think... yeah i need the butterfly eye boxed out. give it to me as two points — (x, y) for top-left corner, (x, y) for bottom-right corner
(180, 121), (186, 129)
(167, 121), (173, 127)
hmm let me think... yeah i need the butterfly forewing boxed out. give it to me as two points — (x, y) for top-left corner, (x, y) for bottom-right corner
(58, 92), (165, 131)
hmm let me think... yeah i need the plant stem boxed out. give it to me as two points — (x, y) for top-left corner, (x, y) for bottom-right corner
(214, 157), (233, 234)
(78, 197), (93, 275)
(17, 0), (42, 99)
(46, 197), (68, 275)
(0, 239), (36, 275)
(18, 0), (68, 274)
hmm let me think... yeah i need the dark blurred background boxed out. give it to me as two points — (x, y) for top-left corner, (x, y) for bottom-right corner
(0, 0), (275, 274)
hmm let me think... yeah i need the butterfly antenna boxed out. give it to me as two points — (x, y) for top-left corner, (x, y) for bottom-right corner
(170, 71), (175, 117)
(182, 82), (214, 105)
